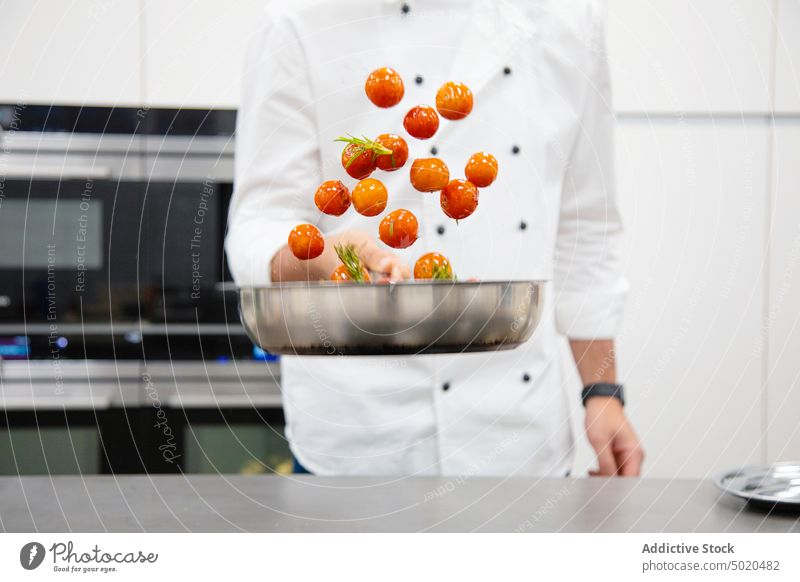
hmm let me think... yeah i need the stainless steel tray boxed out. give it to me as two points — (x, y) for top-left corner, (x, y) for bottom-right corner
(714, 463), (800, 509)
(239, 280), (544, 355)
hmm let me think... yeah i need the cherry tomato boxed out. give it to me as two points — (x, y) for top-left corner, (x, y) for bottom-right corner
(314, 180), (351, 216)
(464, 152), (498, 187)
(440, 179), (479, 220)
(374, 133), (409, 171)
(341, 143), (375, 180)
(288, 224), (324, 260)
(351, 178), (388, 217)
(379, 209), (418, 249)
(409, 158), (450, 192)
(414, 252), (454, 280)
(403, 105), (439, 140)
(365, 67), (404, 108)
(331, 264), (371, 283)
(435, 81), (473, 120)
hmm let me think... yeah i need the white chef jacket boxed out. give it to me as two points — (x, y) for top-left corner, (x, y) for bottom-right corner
(225, 0), (628, 476)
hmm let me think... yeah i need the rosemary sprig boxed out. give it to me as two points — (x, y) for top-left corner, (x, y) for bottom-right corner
(431, 263), (455, 281)
(334, 134), (393, 169)
(334, 244), (368, 283)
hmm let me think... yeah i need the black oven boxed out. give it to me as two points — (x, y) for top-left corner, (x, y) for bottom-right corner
(0, 105), (289, 476)
(0, 105), (238, 330)
(0, 178), (233, 325)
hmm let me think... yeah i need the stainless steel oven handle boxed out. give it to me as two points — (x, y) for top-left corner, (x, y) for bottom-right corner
(2, 164), (113, 180)
(0, 395), (113, 410)
(165, 394), (283, 409)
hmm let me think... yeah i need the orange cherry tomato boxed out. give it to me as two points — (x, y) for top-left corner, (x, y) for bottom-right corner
(365, 67), (405, 108)
(351, 178), (388, 217)
(288, 224), (324, 260)
(379, 209), (418, 249)
(330, 265), (371, 283)
(435, 81), (473, 120)
(440, 179), (479, 220)
(374, 133), (409, 171)
(409, 158), (450, 192)
(464, 152), (498, 187)
(314, 180), (351, 216)
(341, 143), (375, 180)
(403, 105), (439, 140)
(414, 252), (454, 280)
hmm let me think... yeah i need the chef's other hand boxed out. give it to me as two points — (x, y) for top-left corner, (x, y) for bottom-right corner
(335, 230), (411, 283)
(584, 397), (644, 477)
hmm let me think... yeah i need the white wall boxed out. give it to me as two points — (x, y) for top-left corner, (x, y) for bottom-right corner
(1, 0), (798, 478)
(141, 0), (266, 108)
(0, 0), (142, 105)
(568, 0), (800, 479)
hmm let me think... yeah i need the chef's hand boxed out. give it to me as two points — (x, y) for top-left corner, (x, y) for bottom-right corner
(336, 230), (411, 282)
(271, 229), (411, 282)
(584, 396), (644, 477)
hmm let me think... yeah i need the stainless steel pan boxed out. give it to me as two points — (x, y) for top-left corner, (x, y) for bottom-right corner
(239, 280), (545, 356)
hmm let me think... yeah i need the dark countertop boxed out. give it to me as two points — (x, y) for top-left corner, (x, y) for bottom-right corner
(1, 475), (798, 532)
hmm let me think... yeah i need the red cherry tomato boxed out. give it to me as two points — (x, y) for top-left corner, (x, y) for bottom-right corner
(374, 133), (409, 171)
(435, 81), (473, 120)
(288, 224), (324, 260)
(314, 180), (351, 216)
(379, 209), (418, 249)
(410, 158), (450, 192)
(331, 264), (371, 282)
(440, 179), (479, 220)
(341, 143), (375, 180)
(351, 178), (388, 217)
(365, 67), (404, 108)
(414, 252), (454, 280)
(464, 152), (498, 187)
(403, 105), (439, 140)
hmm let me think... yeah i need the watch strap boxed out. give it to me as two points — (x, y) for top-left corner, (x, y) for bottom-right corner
(581, 383), (625, 407)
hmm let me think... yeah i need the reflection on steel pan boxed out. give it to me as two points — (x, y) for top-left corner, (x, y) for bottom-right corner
(239, 280), (545, 356)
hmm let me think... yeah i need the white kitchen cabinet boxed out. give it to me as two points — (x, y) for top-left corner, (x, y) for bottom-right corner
(608, 0), (775, 113)
(570, 121), (770, 479)
(774, 0), (800, 112)
(766, 125), (800, 462)
(0, 0), (141, 106)
(142, 0), (266, 108)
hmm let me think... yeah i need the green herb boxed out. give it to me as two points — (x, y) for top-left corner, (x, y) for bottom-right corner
(334, 134), (393, 168)
(334, 244), (367, 283)
(431, 263), (455, 281)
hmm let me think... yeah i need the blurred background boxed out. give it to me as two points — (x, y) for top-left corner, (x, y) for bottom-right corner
(0, 0), (798, 479)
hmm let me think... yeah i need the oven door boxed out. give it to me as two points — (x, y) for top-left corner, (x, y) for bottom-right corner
(0, 177), (236, 325)
(0, 177), (144, 323)
(139, 180), (235, 324)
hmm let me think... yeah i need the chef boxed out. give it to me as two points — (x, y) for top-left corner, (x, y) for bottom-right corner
(226, 0), (644, 477)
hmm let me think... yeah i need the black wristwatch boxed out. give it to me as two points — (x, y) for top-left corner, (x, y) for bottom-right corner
(581, 383), (625, 407)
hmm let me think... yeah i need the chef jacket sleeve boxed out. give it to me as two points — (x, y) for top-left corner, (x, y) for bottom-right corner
(553, 13), (628, 339)
(225, 7), (321, 286)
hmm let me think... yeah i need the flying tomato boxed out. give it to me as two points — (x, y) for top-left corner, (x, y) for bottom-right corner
(288, 224), (324, 260)
(403, 105), (439, 140)
(365, 67), (404, 108)
(379, 209), (419, 249)
(440, 179), (479, 220)
(409, 158), (450, 192)
(435, 81), (473, 120)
